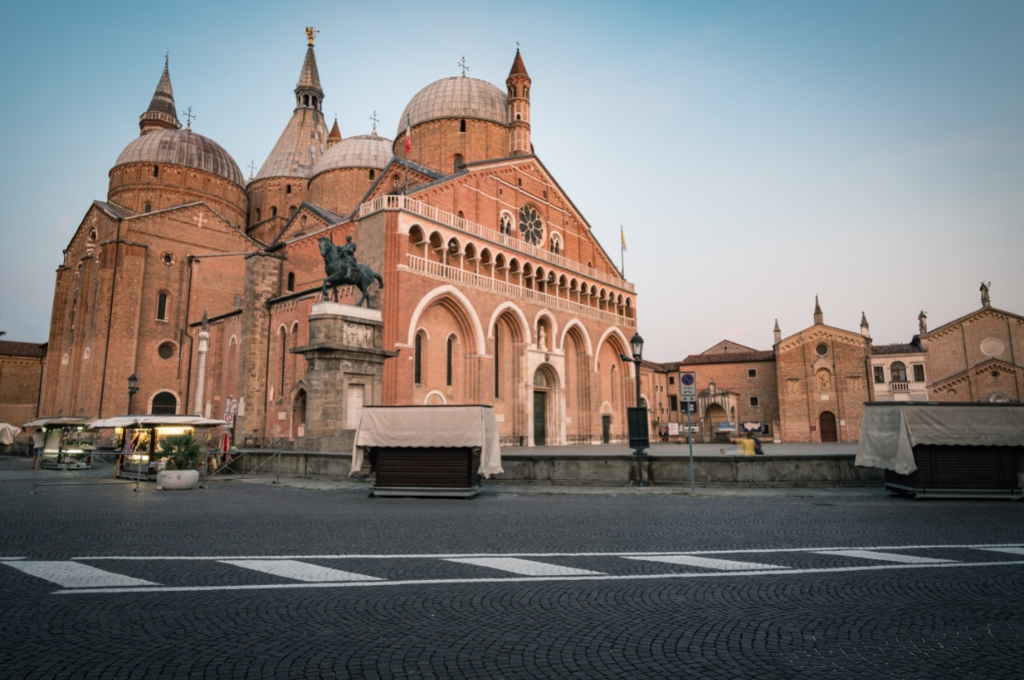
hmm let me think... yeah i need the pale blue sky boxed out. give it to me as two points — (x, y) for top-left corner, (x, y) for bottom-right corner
(1, 0), (1021, 361)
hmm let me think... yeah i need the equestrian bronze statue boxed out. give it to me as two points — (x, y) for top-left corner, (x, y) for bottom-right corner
(319, 235), (384, 308)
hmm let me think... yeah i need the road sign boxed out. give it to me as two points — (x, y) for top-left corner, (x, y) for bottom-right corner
(679, 372), (697, 402)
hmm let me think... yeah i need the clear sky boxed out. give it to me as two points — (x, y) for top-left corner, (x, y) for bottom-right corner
(1, 0), (1021, 361)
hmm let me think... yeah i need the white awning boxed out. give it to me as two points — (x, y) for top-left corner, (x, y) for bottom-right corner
(22, 417), (96, 428)
(89, 415), (227, 429)
(857, 404), (1024, 474)
(351, 405), (502, 478)
(0, 423), (21, 445)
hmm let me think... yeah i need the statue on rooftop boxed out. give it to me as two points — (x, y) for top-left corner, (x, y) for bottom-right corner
(980, 282), (991, 307)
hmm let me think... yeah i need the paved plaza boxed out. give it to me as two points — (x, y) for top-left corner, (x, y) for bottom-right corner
(1, 466), (1022, 679)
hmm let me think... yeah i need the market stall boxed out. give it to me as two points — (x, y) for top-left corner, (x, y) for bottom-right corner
(22, 417), (96, 469)
(857, 403), (1024, 499)
(89, 415), (227, 481)
(351, 405), (503, 498)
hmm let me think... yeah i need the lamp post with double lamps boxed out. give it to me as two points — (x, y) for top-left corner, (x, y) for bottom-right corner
(620, 332), (648, 487)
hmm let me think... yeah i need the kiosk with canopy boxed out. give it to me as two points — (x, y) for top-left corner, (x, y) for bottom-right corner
(350, 406), (503, 498)
(857, 403), (1024, 500)
(22, 417), (97, 470)
(88, 415), (227, 481)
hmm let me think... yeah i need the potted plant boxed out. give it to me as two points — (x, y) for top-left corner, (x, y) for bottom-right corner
(155, 434), (202, 490)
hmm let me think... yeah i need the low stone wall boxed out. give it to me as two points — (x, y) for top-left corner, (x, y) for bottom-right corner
(229, 450), (882, 487)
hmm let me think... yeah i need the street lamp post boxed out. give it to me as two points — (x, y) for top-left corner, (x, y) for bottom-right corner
(127, 374), (139, 415)
(126, 374), (141, 492)
(620, 332), (647, 487)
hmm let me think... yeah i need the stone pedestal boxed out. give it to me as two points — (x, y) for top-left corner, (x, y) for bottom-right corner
(291, 302), (397, 453)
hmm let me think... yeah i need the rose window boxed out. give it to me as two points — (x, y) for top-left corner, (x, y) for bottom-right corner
(518, 205), (544, 245)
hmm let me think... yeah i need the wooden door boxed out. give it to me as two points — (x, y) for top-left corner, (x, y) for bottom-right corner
(602, 415), (611, 443)
(533, 391), (547, 446)
(819, 411), (838, 442)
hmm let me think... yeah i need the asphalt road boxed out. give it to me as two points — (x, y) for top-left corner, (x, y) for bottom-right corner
(1, 479), (1022, 679)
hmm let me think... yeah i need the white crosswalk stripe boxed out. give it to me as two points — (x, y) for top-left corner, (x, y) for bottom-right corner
(981, 547), (1024, 557)
(219, 560), (381, 582)
(0, 561), (156, 588)
(627, 555), (788, 570)
(445, 557), (603, 576)
(815, 550), (955, 564)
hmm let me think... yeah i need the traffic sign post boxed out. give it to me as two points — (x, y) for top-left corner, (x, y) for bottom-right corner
(679, 372), (697, 494)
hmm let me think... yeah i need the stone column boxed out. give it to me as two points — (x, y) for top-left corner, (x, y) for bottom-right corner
(234, 251), (282, 447)
(193, 327), (209, 416)
(292, 301), (397, 453)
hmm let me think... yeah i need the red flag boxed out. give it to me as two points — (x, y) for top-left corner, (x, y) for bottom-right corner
(404, 114), (412, 155)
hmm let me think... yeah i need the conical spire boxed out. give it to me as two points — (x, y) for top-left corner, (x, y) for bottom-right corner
(327, 118), (342, 148)
(860, 312), (870, 337)
(509, 48), (529, 77)
(813, 296), (823, 325)
(773, 319), (781, 346)
(255, 34), (328, 181)
(295, 45), (323, 100)
(139, 56), (181, 135)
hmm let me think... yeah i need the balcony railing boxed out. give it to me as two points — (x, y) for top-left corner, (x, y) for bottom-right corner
(402, 255), (636, 328)
(359, 194), (635, 293)
(890, 381), (910, 393)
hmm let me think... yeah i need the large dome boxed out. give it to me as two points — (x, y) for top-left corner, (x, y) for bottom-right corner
(397, 77), (508, 136)
(114, 128), (244, 186)
(312, 134), (394, 176)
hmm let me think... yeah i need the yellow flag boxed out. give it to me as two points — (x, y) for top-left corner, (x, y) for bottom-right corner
(620, 225), (627, 251)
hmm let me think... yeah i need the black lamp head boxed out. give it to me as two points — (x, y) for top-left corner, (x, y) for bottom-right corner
(630, 332), (644, 360)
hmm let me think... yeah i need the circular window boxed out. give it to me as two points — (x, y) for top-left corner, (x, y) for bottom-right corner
(158, 342), (175, 360)
(980, 338), (1004, 357)
(815, 344), (829, 356)
(518, 205), (544, 246)
(162, 253), (174, 266)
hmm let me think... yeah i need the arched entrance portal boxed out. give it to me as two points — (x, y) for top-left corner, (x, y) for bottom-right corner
(532, 365), (559, 447)
(704, 403), (728, 443)
(819, 411), (838, 442)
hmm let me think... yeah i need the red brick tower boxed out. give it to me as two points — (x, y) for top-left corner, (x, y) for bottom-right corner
(507, 49), (531, 156)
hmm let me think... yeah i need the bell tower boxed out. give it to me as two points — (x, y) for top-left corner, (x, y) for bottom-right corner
(507, 48), (531, 156)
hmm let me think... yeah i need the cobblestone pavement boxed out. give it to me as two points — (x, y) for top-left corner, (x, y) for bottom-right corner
(1, 478), (1022, 679)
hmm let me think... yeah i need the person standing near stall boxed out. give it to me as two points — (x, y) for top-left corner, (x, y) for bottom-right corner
(30, 428), (44, 469)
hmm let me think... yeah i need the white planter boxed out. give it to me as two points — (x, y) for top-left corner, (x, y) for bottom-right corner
(156, 469), (200, 490)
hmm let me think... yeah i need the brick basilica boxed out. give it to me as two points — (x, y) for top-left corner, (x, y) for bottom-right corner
(38, 36), (639, 448)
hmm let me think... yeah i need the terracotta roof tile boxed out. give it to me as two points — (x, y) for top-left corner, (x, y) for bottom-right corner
(0, 341), (47, 358)
(871, 343), (920, 355)
(680, 350), (775, 365)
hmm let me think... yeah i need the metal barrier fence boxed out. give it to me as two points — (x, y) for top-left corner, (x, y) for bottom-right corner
(201, 449), (282, 487)
(29, 451), (152, 494)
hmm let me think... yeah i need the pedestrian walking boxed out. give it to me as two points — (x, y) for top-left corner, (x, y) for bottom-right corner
(739, 433), (756, 456)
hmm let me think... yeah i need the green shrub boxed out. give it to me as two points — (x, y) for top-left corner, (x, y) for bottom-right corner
(157, 434), (201, 471)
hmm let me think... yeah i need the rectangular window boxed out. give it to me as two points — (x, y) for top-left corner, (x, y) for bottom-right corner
(669, 395), (678, 411)
(494, 325), (500, 398)
(748, 369), (757, 378)
(446, 337), (453, 386)
(913, 364), (925, 382)
(749, 396), (759, 407)
(668, 376), (675, 385)
(156, 293), (167, 321)
(873, 366), (885, 384)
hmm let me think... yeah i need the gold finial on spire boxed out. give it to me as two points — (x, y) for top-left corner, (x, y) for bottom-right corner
(305, 26), (319, 46)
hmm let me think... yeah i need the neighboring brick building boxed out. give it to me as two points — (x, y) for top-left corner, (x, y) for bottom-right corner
(39, 37), (639, 449)
(0, 341), (46, 439)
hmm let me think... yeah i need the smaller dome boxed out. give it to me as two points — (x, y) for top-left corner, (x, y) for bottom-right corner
(397, 77), (508, 136)
(114, 128), (244, 186)
(312, 134), (394, 176)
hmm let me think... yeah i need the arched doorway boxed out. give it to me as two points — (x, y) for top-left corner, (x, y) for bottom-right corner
(151, 392), (177, 415)
(292, 389), (306, 439)
(819, 411), (838, 442)
(533, 366), (558, 447)
(704, 403), (728, 443)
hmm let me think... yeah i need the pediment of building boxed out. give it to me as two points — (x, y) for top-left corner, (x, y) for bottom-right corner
(922, 306), (1024, 340)
(777, 324), (868, 353)
(929, 357), (1018, 392)
(272, 202), (347, 245)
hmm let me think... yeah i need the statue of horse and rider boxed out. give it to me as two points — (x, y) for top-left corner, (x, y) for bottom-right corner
(319, 235), (384, 308)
